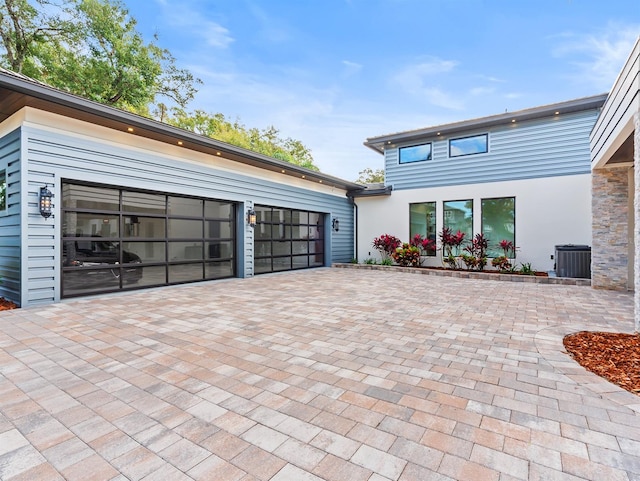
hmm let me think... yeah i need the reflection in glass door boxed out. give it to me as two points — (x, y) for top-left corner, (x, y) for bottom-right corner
(254, 205), (324, 274)
(61, 182), (236, 298)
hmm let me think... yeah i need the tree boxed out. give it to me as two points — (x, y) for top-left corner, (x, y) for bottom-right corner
(169, 109), (319, 171)
(355, 167), (384, 184)
(0, 1), (317, 171)
(0, 0), (76, 75)
(0, 0), (200, 113)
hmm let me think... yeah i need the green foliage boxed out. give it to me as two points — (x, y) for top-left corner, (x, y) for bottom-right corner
(380, 257), (393, 266)
(363, 257), (377, 265)
(0, 0), (200, 113)
(168, 109), (319, 171)
(392, 243), (421, 267)
(491, 255), (512, 272)
(355, 167), (384, 184)
(0, 1), (318, 171)
(518, 263), (534, 275)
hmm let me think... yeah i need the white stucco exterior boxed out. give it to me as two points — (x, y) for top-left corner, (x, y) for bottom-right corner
(356, 174), (592, 273)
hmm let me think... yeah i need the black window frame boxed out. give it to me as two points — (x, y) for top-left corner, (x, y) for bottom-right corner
(0, 169), (6, 212)
(481, 196), (516, 258)
(448, 133), (488, 158)
(443, 199), (473, 253)
(61, 180), (236, 298)
(254, 205), (325, 275)
(409, 202), (437, 256)
(399, 143), (433, 164)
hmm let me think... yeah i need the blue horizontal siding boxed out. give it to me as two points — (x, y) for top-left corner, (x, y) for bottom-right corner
(0, 129), (22, 305)
(22, 126), (353, 305)
(385, 110), (599, 190)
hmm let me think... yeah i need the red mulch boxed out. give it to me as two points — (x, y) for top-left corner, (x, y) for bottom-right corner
(563, 331), (640, 395)
(0, 298), (17, 311)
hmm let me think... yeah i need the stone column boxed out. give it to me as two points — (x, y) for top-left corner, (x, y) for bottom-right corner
(592, 167), (630, 290)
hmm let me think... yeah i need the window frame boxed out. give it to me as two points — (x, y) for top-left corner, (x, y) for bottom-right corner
(443, 199), (473, 253)
(0, 169), (6, 214)
(399, 143), (433, 164)
(481, 196), (516, 258)
(448, 133), (488, 158)
(61, 180), (237, 298)
(409, 202), (437, 256)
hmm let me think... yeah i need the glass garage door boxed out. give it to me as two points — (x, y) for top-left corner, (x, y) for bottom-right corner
(61, 182), (236, 298)
(254, 205), (325, 274)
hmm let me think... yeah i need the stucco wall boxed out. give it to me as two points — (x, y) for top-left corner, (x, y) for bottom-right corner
(356, 174), (592, 273)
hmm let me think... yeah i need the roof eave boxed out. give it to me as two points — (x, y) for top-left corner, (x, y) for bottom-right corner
(365, 93), (609, 152)
(0, 68), (363, 193)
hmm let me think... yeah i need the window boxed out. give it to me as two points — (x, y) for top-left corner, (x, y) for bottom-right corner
(61, 182), (236, 298)
(449, 134), (488, 157)
(254, 206), (324, 274)
(409, 202), (436, 256)
(443, 200), (473, 252)
(0, 170), (5, 211)
(482, 197), (515, 257)
(399, 143), (432, 164)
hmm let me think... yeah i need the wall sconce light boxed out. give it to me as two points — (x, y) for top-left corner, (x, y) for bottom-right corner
(247, 208), (256, 228)
(332, 217), (339, 232)
(39, 185), (53, 218)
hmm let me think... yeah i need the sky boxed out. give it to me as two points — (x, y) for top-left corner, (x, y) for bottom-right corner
(126, 0), (640, 182)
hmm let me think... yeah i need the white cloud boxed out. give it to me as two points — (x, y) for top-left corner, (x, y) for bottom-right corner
(552, 23), (639, 91)
(152, 1), (234, 49)
(470, 86), (495, 96)
(342, 60), (363, 77)
(392, 57), (463, 109)
(202, 22), (235, 49)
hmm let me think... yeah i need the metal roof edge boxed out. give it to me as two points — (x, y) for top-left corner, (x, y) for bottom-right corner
(0, 68), (363, 193)
(364, 93), (609, 153)
(349, 184), (393, 198)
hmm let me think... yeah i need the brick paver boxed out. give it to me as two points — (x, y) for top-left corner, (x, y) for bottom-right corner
(0, 268), (638, 480)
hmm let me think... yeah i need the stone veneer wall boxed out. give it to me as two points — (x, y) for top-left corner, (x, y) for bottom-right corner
(592, 166), (631, 290)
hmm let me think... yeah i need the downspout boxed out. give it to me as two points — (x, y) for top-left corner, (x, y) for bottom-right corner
(353, 197), (358, 261)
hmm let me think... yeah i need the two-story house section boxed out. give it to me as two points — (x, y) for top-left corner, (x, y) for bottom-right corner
(355, 94), (607, 272)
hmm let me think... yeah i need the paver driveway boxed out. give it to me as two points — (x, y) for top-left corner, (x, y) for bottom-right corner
(0, 268), (639, 481)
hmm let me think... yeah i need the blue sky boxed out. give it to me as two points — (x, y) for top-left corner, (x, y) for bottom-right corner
(127, 0), (640, 181)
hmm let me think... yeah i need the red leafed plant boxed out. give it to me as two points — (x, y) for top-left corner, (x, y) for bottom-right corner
(372, 234), (402, 257)
(498, 239), (516, 257)
(410, 234), (436, 255)
(392, 243), (422, 267)
(439, 227), (466, 257)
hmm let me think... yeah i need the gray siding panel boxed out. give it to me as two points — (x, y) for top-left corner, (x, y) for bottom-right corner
(386, 110), (599, 190)
(0, 129), (21, 305)
(591, 38), (639, 165)
(23, 126), (353, 304)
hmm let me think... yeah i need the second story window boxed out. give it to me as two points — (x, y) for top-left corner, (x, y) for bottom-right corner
(399, 143), (432, 164)
(449, 134), (488, 157)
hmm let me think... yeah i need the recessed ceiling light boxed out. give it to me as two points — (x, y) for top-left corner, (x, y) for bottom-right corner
(511, 119), (516, 123)
(302, 175), (306, 179)
(216, 152), (221, 156)
(281, 169), (285, 173)
(555, 111), (560, 115)
(177, 141), (183, 146)
(319, 180), (323, 183)
(127, 127), (134, 132)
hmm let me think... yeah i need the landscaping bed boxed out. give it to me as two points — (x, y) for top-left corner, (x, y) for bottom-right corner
(564, 331), (640, 395)
(0, 298), (17, 310)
